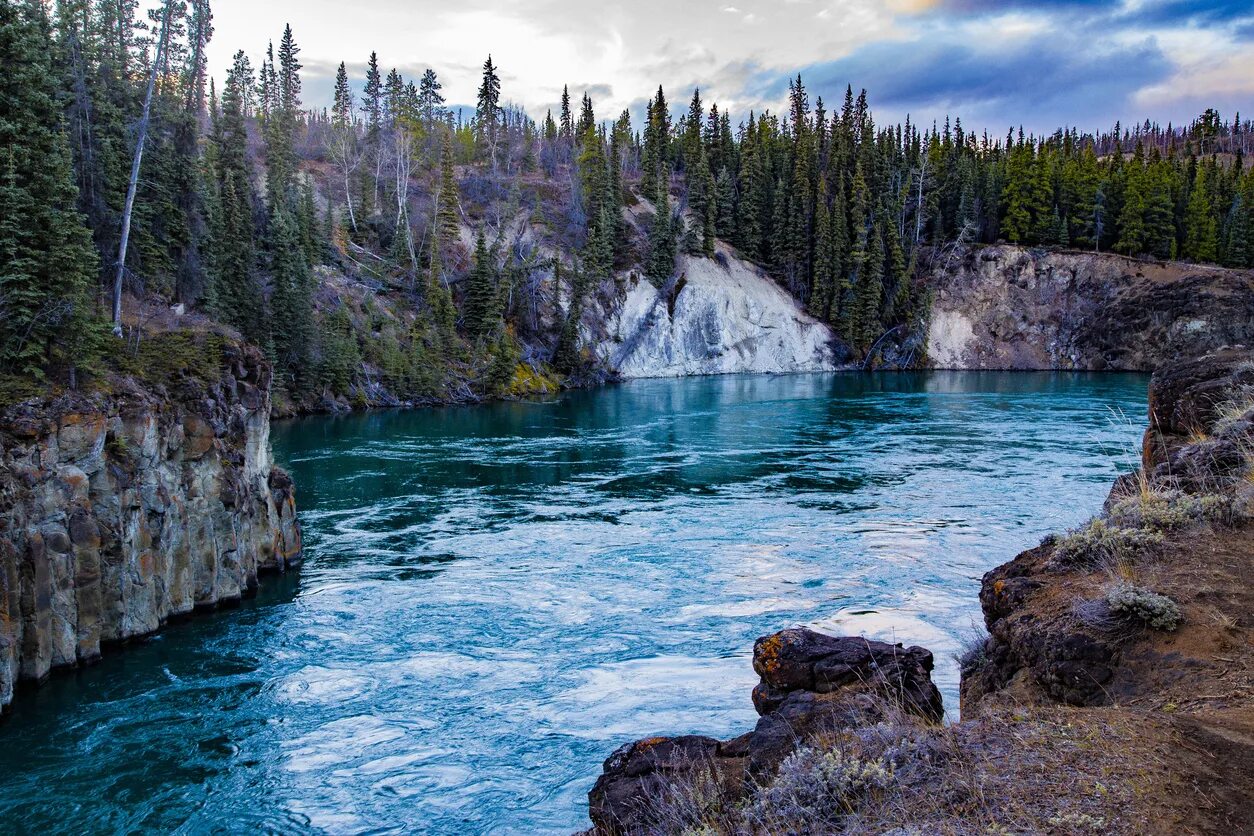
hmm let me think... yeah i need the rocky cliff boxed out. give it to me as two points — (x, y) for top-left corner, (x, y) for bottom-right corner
(592, 245), (843, 379)
(923, 246), (1254, 370)
(0, 343), (302, 711)
(583, 347), (1254, 834)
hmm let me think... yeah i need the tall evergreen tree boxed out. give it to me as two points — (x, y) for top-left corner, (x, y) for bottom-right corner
(475, 55), (502, 170)
(0, 0), (101, 379)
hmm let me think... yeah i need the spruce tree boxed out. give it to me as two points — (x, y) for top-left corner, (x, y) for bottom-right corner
(808, 180), (836, 321)
(1184, 164), (1219, 262)
(436, 133), (461, 244)
(0, 0), (101, 380)
(206, 50), (266, 343)
(475, 55), (502, 170)
(646, 192), (677, 285)
(463, 231), (498, 340)
(417, 68), (445, 129)
(856, 222), (885, 349)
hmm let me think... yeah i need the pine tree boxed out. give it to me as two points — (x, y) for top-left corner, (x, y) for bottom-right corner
(463, 231), (499, 339)
(0, 0), (101, 379)
(475, 55), (502, 170)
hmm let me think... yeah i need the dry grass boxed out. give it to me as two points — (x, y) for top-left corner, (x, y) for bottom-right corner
(636, 707), (1169, 836)
(1211, 386), (1254, 436)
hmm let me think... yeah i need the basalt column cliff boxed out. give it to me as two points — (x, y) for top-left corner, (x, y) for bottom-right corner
(0, 344), (302, 711)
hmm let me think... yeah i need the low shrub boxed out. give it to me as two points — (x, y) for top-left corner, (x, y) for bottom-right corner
(1105, 583), (1182, 631)
(751, 746), (895, 824)
(1053, 519), (1164, 567)
(1108, 492), (1200, 531)
(1110, 488), (1243, 531)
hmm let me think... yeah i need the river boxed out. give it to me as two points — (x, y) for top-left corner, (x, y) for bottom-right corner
(0, 371), (1149, 834)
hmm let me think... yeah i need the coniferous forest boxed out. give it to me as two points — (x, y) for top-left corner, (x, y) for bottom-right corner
(2, 0), (1252, 408)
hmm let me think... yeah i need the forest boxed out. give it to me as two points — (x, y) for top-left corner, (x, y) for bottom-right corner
(2, 0), (1252, 407)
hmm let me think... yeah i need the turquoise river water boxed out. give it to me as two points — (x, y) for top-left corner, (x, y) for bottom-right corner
(0, 371), (1149, 834)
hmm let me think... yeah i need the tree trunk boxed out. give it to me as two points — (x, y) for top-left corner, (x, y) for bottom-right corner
(112, 0), (174, 336)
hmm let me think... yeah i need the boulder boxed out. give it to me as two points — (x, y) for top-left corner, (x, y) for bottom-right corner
(587, 628), (942, 834)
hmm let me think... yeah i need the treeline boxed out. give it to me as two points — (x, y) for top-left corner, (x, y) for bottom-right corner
(2, 0), (1252, 402)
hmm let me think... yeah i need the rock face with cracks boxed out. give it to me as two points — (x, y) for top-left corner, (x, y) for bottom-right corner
(586, 629), (941, 834)
(0, 343), (302, 711)
(923, 245), (1254, 370)
(593, 246), (843, 378)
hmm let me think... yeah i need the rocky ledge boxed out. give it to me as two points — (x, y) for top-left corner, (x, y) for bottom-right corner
(0, 343), (302, 711)
(584, 347), (1253, 834)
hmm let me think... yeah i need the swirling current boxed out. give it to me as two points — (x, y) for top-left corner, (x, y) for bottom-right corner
(0, 371), (1149, 834)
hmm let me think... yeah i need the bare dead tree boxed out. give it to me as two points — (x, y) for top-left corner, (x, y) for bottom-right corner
(111, 0), (177, 336)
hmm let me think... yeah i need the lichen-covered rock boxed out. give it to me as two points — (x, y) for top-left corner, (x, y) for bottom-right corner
(0, 344), (301, 711)
(923, 246), (1254, 370)
(586, 629), (941, 834)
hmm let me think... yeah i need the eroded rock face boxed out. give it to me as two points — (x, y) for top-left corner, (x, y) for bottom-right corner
(924, 246), (1254, 370)
(962, 348), (1254, 713)
(0, 344), (302, 710)
(592, 247), (844, 378)
(586, 628), (942, 834)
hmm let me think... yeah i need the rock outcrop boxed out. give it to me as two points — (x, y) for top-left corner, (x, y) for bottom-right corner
(587, 629), (942, 834)
(583, 348), (1254, 834)
(593, 246), (843, 378)
(923, 246), (1254, 370)
(962, 348), (1253, 712)
(0, 343), (302, 710)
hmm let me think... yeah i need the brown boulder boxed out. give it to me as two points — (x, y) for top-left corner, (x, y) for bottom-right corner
(586, 629), (942, 834)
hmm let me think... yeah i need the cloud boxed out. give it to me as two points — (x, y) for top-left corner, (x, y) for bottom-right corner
(783, 34), (1171, 131)
(1126, 0), (1254, 26)
(917, 0), (1119, 15)
(206, 0), (1248, 137)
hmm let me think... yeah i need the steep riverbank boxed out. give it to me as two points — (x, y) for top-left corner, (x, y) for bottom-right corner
(922, 245), (1254, 371)
(0, 342), (302, 711)
(584, 347), (1253, 834)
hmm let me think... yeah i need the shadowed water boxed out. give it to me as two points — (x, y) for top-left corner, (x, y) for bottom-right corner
(0, 371), (1148, 834)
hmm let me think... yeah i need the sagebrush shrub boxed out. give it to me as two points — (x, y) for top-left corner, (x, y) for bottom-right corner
(751, 746), (894, 824)
(1105, 583), (1182, 631)
(1053, 519), (1163, 566)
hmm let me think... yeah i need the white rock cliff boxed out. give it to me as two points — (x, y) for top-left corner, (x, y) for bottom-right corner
(593, 246), (839, 378)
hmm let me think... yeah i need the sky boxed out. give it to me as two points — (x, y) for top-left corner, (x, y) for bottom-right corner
(204, 0), (1254, 135)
